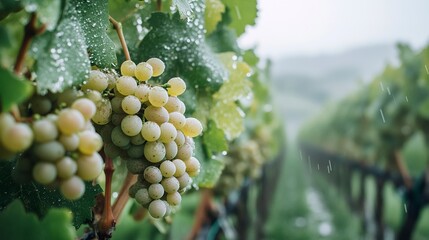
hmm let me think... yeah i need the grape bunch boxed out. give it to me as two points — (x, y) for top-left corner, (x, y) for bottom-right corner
(0, 98), (104, 200)
(81, 58), (203, 218)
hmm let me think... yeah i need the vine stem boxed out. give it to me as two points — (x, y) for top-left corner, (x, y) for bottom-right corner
(97, 152), (116, 240)
(157, 0), (162, 11)
(109, 16), (131, 61)
(187, 189), (213, 240)
(112, 172), (137, 220)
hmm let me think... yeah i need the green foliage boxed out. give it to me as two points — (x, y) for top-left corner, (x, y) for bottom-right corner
(202, 121), (228, 157)
(0, 66), (33, 112)
(0, 161), (102, 228)
(222, 0), (257, 36)
(204, 0), (225, 35)
(0, 200), (76, 240)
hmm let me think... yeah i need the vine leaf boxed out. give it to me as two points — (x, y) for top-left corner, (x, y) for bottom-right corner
(203, 121), (228, 157)
(173, 0), (193, 19)
(204, 0), (225, 35)
(0, 200), (76, 240)
(193, 138), (225, 188)
(222, 0), (257, 36)
(211, 101), (244, 140)
(0, 66), (33, 112)
(0, 160), (102, 228)
(206, 8), (240, 53)
(72, 0), (117, 68)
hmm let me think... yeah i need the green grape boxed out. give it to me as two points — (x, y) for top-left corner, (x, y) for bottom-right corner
(177, 143), (193, 161)
(56, 88), (80, 107)
(147, 58), (165, 77)
(148, 183), (164, 199)
(78, 130), (103, 154)
(32, 119), (58, 143)
(144, 166), (162, 183)
(134, 84), (150, 102)
(164, 97), (181, 113)
(82, 70), (108, 92)
(126, 158), (148, 174)
(148, 86), (168, 107)
(178, 100), (186, 114)
(111, 113), (126, 126)
(127, 145), (145, 158)
(161, 177), (180, 194)
(84, 90), (102, 103)
(175, 130), (185, 147)
(121, 60), (136, 76)
(0, 113), (15, 135)
(177, 172), (190, 189)
(30, 95), (52, 115)
(148, 199), (166, 218)
(32, 162), (57, 185)
(33, 141), (65, 162)
(144, 141), (166, 163)
(111, 96), (125, 114)
(121, 115), (143, 137)
(159, 122), (177, 143)
(129, 182), (147, 198)
(111, 126), (130, 147)
(116, 76), (137, 96)
(182, 118), (203, 137)
(185, 157), (200, 173)
(121, 95), (141, 115)
(143, 106), (169, 124)
(168, 112), (186, 130)
(104, 142), (123, 159)
(173, 159), (186, 177)
(167, 77), (186, 96)
(141, 121), (161, 141)
(164, 141), (178, 160)
(130, 133), (145, 145)
(166, 192), (181, 206)
(56, 156), (77, 179)
(1, 123), (33, 152)
(72, 98), (97, 120)
(76, 153), (103, 180)
(135, 188), (152, 205)
(59, 134), (79, 151)
(160, 160), (176, 178)
(135, 62), (153, 82)
(92, 98), (112, 125)
(57, 109), (85, 134)
(60, 176), (85, 200)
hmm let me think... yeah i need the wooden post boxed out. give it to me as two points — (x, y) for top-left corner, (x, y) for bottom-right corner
(374, 177), (385, 240)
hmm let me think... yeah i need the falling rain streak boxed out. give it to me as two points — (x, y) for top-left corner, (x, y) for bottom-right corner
(379, 109), (386, 123)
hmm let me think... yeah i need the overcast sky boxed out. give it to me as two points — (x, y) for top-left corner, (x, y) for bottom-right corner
(239, 0), (429, 58)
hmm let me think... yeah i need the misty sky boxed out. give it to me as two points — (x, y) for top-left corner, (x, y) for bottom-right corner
(239, 0), (429, 58)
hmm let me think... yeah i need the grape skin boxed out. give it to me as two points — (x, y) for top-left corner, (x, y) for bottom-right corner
(121, 95), (141, 115)
(121, 60), (136, 77)
(164, 141), (178, 160)
(148, 183), (164, 199)
(134, 84), (150, 102)
(147, 58), (165, 77)
(144, 106), (169, 124)
(141, 121), (161, 142)
(56, 156), (78, 179)
(167, 77), (186, 96)
(60, 176), (85, 200)
(160, 160), (176, 178)
(144, 166), (162, 183)
(72, 98), (97, 120)
(76, 153), (104, 180)
(148, 199), (166, 218)
(161, 177), (180, 194)
(148, 86), (168, 107)
(32, 119), (58, 143)
(144, 141), (166, 163)
(135, 188), (152, 205)
(168, 112), (186, 130)
(1, 123), (33, 152)
(82, 70), (108, 92)
(92, 99), (112, 125)
(116, 76), (137, 96)
(59, 134), (79, 151)
(173, 159), (186, 177)
(182, 117), (203, 137)
(121, 115), (143, 137)
(159, 122), (177, 143)
(33, 141), (65, 162)
(78, 130), (103, 154)
(33, 162), (57, 185)
(135, 62), (153, 82)
(57, 109), (85, 134)
(167, 192), (182, 206)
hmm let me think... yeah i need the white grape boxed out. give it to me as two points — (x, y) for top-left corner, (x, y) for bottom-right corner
(116, 76), (137, 96)
(148, 199), (166, 218)
(141, 121), (161, 141)
(76, 153), (104, 180)
(111, 126), (130, 147)
(135, 62), (153, 82)
(131, 133), (145, 145)
(111, 96), (125, 114)
(178, 100), (186, 114)
(148, 183), (164, 199)
(135, 188), (152, 205)
(0, 113), (15, 136)
(57, 109), (85, 134)
(143, 106), (169, 124)
(82, 70), (108, 92)
(84, 90), (102, 103)
(33, 162), (57, 185)
(144, 141), (166, 163)
(177, 143), (193, 160)
(182, 117), (203, 137)
(59, 134), (79, 151)
(166, 192), (182, 206)
(78, 130), (103, 154)
(185, 157), (201, 175)
(121, 115), (143, 136)
(144, 166), (162, 183)
(174, 130), (185, 147)
(164, 141), (178, 160)
(56, 156), (77, 179)
(134, 84), (150, 102)
(121, 60), (136, 76)
(173, 159), (186, 177)
(1, 123), (33, 152)
(147, 58), (165, 77)
(160, 160), (176, 178)
(121, 95), (141, 114)
(92, 99), (112, 125)
(127, 145), (145, 158)
(177, 172), (190, 189)
(32, 119), (58, 143)
(158, 122), (177, 143)
(164, 97), (181, 113)
(33, 141), (65, 162)
(72, 98), (97, 120)
(161, 177), (180, 194)
(60, 176), (85, 200)
(167, 77), (186, 96)
(148, 86), (168, 107)
(111, 113), (126, 126)
(168, 112), (186, 130)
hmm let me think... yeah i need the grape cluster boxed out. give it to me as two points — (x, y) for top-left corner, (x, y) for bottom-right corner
(0, 98), (104, 200)
(82, 58), (203, 218)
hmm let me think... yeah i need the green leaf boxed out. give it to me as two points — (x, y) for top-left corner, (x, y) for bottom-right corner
(211, 101), (244, 140)
(418, 97), (429, 118)
(222, 0), (257, 36)
(32, 5), (90, 94)
(72, 0), (117, 68)
(203, 121), (228, 157)
(173, 0), (193, 19)
(206, 9), (240, 53)
(0, 200), (76, 240)
(0, 0), (23, 20)
(22, 0), (62, 30)
(0, 160), (102, 228)
(136, 10), (228, 113)
(204, 0), (225, 35)
(0, 66), (33, 112)
(193, 138), (225, 188)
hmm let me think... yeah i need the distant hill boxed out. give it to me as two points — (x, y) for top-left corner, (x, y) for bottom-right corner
(271, 44), (398, 137)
